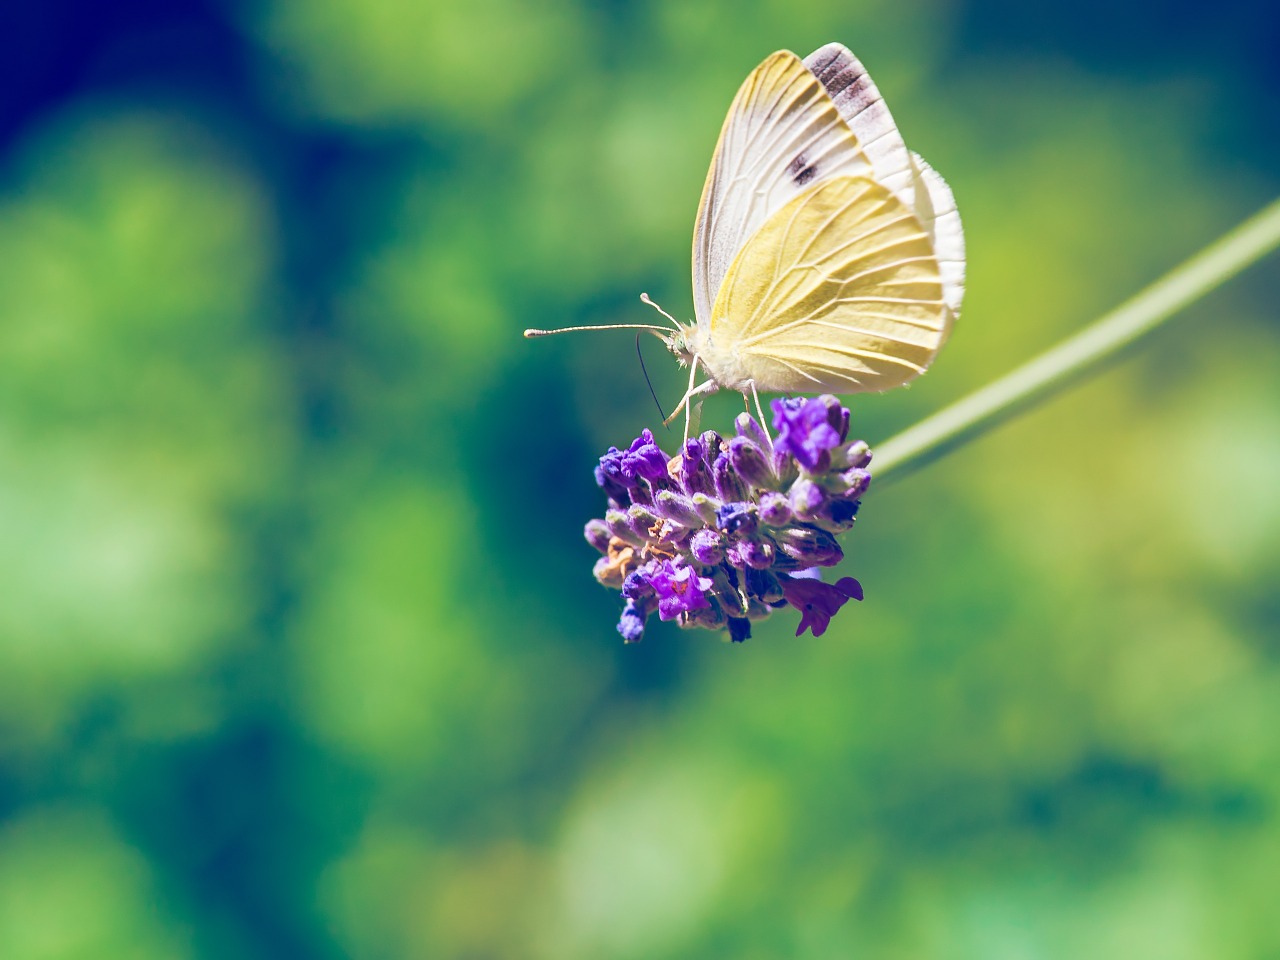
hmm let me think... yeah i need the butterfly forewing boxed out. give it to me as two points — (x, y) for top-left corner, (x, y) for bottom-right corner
(802, 44), (915, 202)
(707, 175), (949, 394)
(692, 51), (877, 327)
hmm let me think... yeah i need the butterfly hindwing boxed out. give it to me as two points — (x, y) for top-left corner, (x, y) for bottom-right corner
(908, 152), (966, 317)
(707, 174), (949, 394)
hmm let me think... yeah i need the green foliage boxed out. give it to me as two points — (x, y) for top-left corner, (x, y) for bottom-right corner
(1, 2), (1277, 958)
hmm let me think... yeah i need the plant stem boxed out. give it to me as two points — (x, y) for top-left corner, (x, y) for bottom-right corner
(872, 196), (1280, 487)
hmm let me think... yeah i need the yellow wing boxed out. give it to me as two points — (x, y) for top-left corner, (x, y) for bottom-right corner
(699, 174), (949, 394)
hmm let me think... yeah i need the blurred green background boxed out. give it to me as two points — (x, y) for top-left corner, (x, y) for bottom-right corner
(2, 1), (1278, 957)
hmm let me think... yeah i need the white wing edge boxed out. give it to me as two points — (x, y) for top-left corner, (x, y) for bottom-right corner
(909, 152), (966, 318)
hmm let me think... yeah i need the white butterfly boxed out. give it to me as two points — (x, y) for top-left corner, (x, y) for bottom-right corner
(528, 43), (964, 432)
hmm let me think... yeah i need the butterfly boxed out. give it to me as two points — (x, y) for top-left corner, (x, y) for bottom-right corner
(527, 43), (964, 434)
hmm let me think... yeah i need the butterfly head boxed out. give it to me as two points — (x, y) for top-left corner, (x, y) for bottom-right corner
(662, 322), (702, 369)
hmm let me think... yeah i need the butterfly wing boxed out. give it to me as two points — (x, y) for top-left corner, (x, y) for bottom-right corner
(704, 174), (949, 394)
(805, 42), (965, 318)
(691, 51), (878, 328)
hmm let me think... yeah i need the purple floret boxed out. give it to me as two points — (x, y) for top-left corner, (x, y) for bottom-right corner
(646, 559), (713, 620)
(771, 396), (848, 472)
(780, 572), (864, 637)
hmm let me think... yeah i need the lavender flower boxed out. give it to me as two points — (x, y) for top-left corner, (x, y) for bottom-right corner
(585, 395), (873, 643)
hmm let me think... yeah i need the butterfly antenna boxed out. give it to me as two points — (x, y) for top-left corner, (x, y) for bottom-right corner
(639, 292), (682, 331)
(635, 332), (668, 427)
(524, 322), (670, 337)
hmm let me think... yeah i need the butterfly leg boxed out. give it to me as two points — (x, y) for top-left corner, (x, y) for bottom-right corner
(664, 357), (719, 443)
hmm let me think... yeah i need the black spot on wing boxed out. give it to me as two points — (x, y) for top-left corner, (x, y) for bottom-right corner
(808, 49), (856, 99)
(805, 45), (877, 116)
(786, 153), (817, 186)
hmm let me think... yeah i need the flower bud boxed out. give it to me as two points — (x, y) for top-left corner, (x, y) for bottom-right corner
(745, 567), (784, 604)
(728, 435), (775, 489)
(605, 508), (647, 548)
(789, 478), (827, 523)
(690, 493), (720, 524)
(758, 491), (793, 526)
(654, 490), (705, 528)
(627, 503), (661, 534)
(728, 537), (774, 569)
(713, 452), (748, 502)
(584, 519), (612, 554)
(676, 437), (714, 497)
(838, 467), (871, 499)
(838, 440), (872, 470)
(690, 528), (726, 564)
(774, 524), (843, 566)
(734, 412), (771, 451)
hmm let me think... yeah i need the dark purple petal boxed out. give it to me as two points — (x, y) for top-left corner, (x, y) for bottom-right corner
(621, 567), (656, 600)
(715, 502), (757, 535)
(744, 567), (783, 604)
(827, 499), (859, 525)
(780, 573), (864, 637)
(727, 617), (752, 643)
(594, 456), (633, 503)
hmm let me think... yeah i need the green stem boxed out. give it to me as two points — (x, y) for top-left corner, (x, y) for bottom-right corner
(872, 196), (1280, 487)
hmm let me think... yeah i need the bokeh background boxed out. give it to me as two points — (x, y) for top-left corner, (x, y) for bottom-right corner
(2, 1), (1278, 957)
